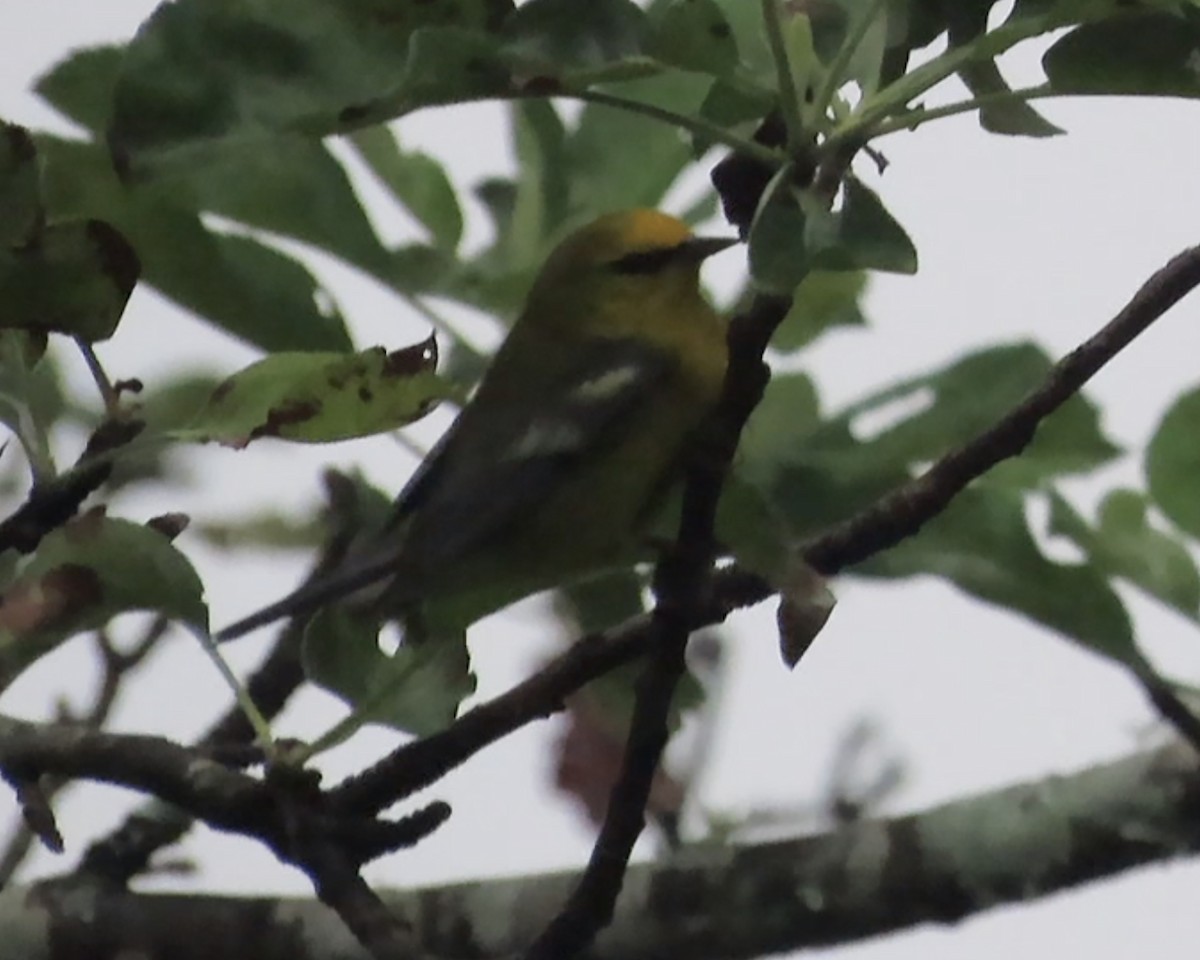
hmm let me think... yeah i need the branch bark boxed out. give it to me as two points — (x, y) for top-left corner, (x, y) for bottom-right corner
(6, 740), (1196, 959)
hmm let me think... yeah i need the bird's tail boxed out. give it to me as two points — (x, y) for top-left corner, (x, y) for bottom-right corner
(215, 549), (405, 643)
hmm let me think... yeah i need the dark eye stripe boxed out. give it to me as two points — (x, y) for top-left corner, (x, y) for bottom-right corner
(610, 246), (681, 274)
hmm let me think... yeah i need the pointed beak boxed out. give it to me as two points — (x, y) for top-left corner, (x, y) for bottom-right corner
(681, 235), (738, 261)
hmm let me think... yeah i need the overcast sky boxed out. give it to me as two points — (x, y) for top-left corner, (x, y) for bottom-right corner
(3, 4), (1200, 958)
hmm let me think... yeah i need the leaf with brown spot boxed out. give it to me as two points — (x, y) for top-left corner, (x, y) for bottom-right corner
(0, 219), (140, 342)
(0, 515), (207, 691)
(174, 338), (451, 447)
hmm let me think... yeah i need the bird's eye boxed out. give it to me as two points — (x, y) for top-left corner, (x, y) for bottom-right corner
(610, 246), (680, 274)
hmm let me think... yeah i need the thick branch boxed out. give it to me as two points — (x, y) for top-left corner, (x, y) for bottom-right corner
(6, 740), (1197, 959)
(0, 715), (442, 958)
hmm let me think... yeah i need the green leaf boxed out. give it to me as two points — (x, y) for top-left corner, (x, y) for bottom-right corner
(862, 483), (1145, 669)
(815, 178), (917, 274)
(0, 219), (140, 343)
(738, 371), (822, 487)
(34, 44), (125, 134)
(556, 569), (646, 636)
(709, 0), (774, 83)
(751, 424), (903, 539)
(747, 176), (811, 294)
(1147, 386), (1200, 538)
(818, 0), (888, 96)
(1044, 12), (1200, 99)
(1049, 490), (1200, 621)
(0, 332), (66, 447)
(348, 126), (463, 251)
(107, 0), (514, 178)
(715, 470), (804, 585)
(388, 26), (514, 114)
(0, 124), (42, 247)
(179, 136), (393, 276)
(388, 242), (460, 295)
(37, 137), (351, 352)
(302, 606), (475, 737)
(957, 58), (1064, 138)
(176, 339), (448, 446)
(772, 269), (867, 352)
(648, 0), (739, 76)
(696, 76), (776, 144)
(40, 44), (395, 280)
(836, 343), (1119, 488)
(749, 177), (917, 293)
(510, 99), (572, 264)
(746, 345), (1118, 539)
(568, 71), (712, 212)
(0, 512), (208, 690)
(501, 0), (650, 81)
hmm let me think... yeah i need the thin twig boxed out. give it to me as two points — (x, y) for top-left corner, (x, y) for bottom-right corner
(0, 618), (170, 885)
(0, 419), (145, 558)
(72, 474), (366, 886)
(71, 624), (306, 885)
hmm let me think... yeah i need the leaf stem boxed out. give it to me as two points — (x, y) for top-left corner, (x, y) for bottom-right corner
(761, 0), (806, 151)
(568, 89), (783, 168)
(810, 0), (889, 128)
(73, 337), (119, 415)
(832, 5), (1104, 147)
(0, 335), (56, 483)
(864, 83), (1056, 139)
(188, 624), (277, 755)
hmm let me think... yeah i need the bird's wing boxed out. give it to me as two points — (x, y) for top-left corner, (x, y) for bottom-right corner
(216, 336), (673, 641)
(386, 335), (674, 568)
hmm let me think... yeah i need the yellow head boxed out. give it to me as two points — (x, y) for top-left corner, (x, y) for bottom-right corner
(522, 209), (735, 340)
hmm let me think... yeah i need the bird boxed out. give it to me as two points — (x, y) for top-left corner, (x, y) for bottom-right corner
(216, 209), (735, 642)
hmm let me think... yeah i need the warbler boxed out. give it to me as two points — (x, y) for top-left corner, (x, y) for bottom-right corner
(217, 209), (735, 641)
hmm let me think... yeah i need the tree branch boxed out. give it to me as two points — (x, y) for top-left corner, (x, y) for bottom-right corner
(0, 617), (169, 884)
(0, 714), (443, 958)
(803, 244), (1200, 574)
(72, 471), (367, 887)
(6, 740), (1197, 959)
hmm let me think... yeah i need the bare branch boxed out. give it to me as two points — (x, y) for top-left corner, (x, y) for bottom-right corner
(0, 617), (170, 884)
